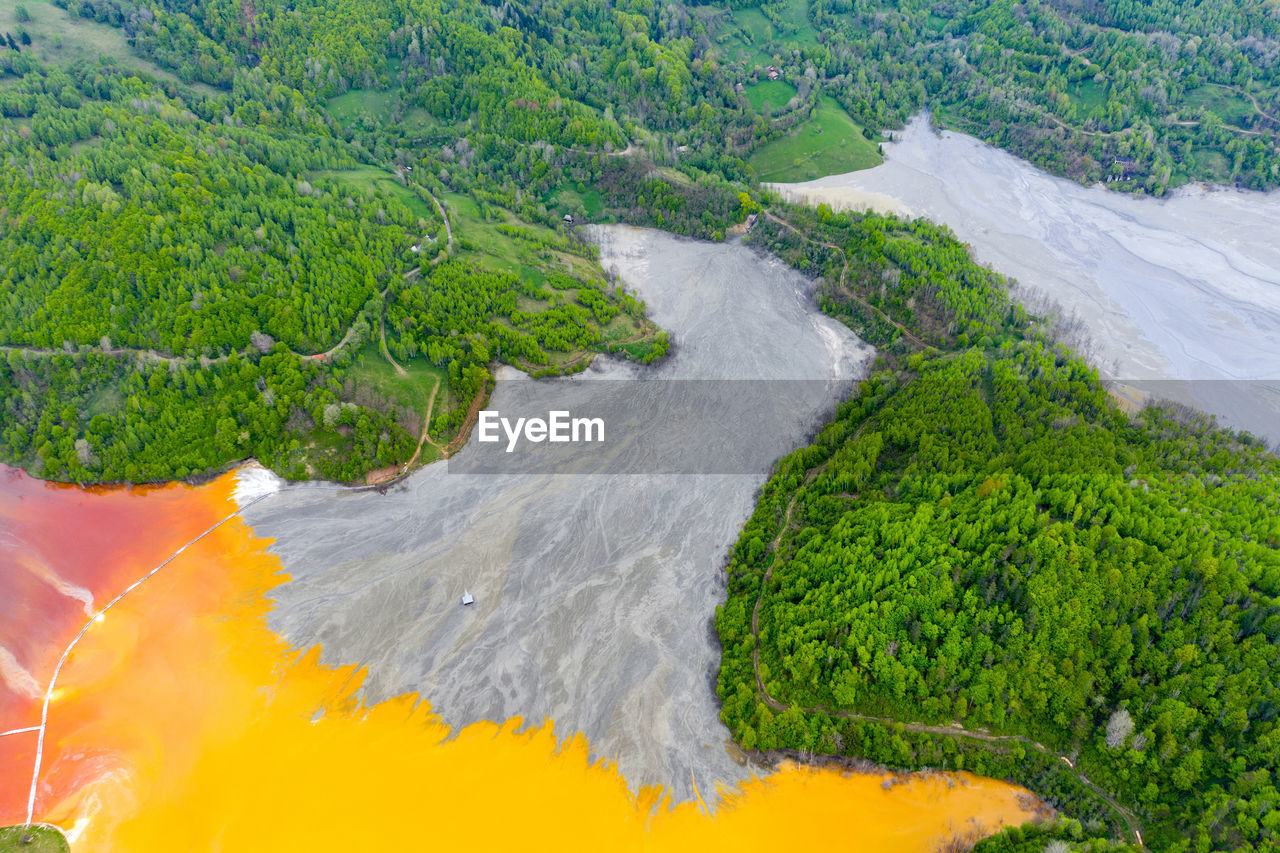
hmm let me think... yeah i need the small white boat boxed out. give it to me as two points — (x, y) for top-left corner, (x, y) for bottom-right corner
(461, 589), (475, 606)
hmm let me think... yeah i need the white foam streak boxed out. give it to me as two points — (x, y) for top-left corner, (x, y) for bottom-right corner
(232, 464), (284, 507)
(0, 646), (42, 699)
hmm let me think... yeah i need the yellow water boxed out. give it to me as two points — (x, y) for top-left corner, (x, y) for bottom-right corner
(3, 470), (1038, 850)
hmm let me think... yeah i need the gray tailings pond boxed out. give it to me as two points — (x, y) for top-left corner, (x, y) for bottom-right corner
(242, 227), (871, 802)
(772, 114), (1280, 446)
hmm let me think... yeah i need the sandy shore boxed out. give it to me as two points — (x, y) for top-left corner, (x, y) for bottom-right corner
(766, 184), (915, 218)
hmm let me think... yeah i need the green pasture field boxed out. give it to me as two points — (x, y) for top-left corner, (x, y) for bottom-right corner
(749, 97), (883, 182)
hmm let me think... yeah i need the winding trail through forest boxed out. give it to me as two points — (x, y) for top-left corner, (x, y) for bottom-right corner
(3, 310), (362, 367)
(406, 378), (444, 468)
(1212, 83), (1279, 126)
(1163, 117), (1266, 137)
(304, 324), (356, 362)
(404, 188), (453, 280)
(1043, 111), (1126, 138)
(378, 312), (407, 378)
(0, 344), (228, 367)
(429, 190), (453, 256)
(745, 417), (1146, 849)
(2, 186), (451, 371)
(416, 379), (445, 454)
(941, 35), (1266, 147)
(6, 187), (467, 486)
(7, 185), (470, 488)
(762, 210), (927, 349)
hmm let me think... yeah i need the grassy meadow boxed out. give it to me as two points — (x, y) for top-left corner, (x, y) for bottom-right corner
(315, 165), (438, 222)
(749, 96), (883, 182)
(0, 0), (216, 92)
(0, 826), (69, 853)
(745, 80), (797, 113)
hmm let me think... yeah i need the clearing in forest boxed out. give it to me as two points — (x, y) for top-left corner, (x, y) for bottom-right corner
(745, 80), (798, 114)
(749, 97), (883, 182)
(0, 0), (217, 92)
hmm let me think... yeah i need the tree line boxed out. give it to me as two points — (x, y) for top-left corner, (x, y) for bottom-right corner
(717, 200), (1280, 851)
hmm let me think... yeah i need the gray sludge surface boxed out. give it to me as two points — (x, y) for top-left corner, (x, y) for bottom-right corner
(774, 113), (1280, 446)
(245, 226), (872, 802)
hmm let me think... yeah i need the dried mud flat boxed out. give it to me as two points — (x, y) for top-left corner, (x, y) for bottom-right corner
(244, 227), (871, 801)
(772, 114), (1280, 444)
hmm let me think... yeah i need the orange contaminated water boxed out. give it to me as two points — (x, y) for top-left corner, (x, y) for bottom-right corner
(0, 467), (1039, 850)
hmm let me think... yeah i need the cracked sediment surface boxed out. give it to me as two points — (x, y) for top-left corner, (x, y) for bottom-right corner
(244, 227), (871, 801)
(772, 114), (1280, 444)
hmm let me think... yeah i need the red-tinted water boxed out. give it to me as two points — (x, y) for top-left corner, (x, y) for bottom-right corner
(0, 466), (1039, 850)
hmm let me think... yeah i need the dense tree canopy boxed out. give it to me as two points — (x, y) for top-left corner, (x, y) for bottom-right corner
(3, 1), (1278, 846)
(716, 204), (1280, 850)
(42, 0), (1277, 193)
(0, 66), (421, 357)
(0, 54), (658, 483)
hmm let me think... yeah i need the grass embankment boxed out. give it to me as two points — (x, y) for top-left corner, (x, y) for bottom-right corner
(324, 89), (438, 136)
(0, 826), (69, 853)
(443, 191), (602, 283)
(0, 0), (217, 92)
(545, 184), (604, 222)
(316, 166), (439, 223)
(349, 341), (447, 461)
(749, 97), (883, 182)
(745, 80), (797, 113)
(703, 0), (818, 64)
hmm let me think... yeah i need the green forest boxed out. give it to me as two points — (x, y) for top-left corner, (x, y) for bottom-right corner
(5, 0), (1271, 208)
(0, 8), (674, 483)
(3, 0), (1279, 847)
(714, 201), (1280, 850)
(805, 0), (1280, 191)
(718, 347), (1280, 850)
